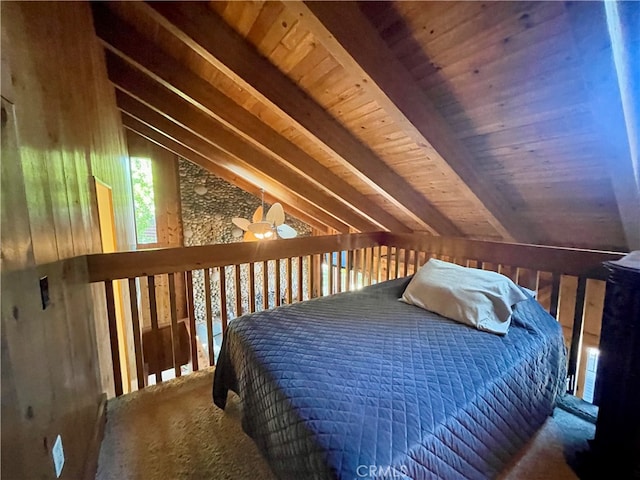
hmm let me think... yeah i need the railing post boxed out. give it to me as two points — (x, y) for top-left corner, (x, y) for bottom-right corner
(369, 247), (376, 283)
(249, 262), (256, 313)
(147, 275), (162, 384)
(550, 273), (561, 320)
(219, 267), (228, 335)
(185, 270), (198, 371)
(234, 265), (242, 317)
(297, 256), (304, 301)
(204, 268), (214, 367)
(402, 248), (409, 277)
(286, 257), (293, 304)
(346, 250), (352, 291)
(168, 273), (180, 378)
(105, 281), (123, 397)
(127, 278), (145, 390)
(567, 276), (587, 394)
(385, 246), (391, 281)
(275, 259), (282, 305)
(328, 252), (334, 295)
(313, 254), (321, 297)
(336, 251), (343, 293)
(262, 261), (269, 309)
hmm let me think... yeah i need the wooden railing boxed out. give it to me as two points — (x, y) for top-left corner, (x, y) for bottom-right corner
(88, 233), (384, 396)
(87, 232), (625, 399)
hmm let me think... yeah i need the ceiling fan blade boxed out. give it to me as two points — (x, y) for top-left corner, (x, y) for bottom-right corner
(252, 205), (263, 223)
(266, 202), (285, 226)
(232, 217), (251, 231)
(277, 224), (297, 239)
(243, 231), (258, 242)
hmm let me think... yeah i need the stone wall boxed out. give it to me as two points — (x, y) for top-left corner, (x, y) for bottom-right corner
(179, 159), (312, 326)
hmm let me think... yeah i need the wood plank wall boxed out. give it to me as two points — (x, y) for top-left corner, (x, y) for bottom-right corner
(1, 3), (135, 479)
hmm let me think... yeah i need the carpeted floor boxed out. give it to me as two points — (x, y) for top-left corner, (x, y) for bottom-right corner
(96, 368), (595, 480)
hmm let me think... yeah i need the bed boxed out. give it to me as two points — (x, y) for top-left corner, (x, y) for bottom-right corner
(213, 275), (566, 479)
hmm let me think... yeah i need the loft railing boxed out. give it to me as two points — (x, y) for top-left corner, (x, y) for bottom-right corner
(86, 232), (624, 399)
(88, 232), (385, 396)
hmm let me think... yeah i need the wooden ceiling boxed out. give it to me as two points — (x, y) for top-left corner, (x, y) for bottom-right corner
(92, 1), (639, 251)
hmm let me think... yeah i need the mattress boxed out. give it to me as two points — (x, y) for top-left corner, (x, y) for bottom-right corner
(213, 278), (566, 479)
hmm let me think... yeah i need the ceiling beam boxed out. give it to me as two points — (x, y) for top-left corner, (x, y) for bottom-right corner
(141, 1), (461, 236)
(91, 4), (411, 235)
(124, 128), (329, 233)
(105, 52), (404, 235)
(116, 93), (359, 233)
(565, 1), (639, 250)
(603, 1), (640, 249)
(107, 64), (374, 234)
(121, 115), (335, 233)
(295, 1), (537, 243)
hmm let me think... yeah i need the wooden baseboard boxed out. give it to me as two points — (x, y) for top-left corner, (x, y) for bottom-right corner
(83, 393), (107, 480)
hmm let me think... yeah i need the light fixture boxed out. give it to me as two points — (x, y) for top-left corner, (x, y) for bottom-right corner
(231, 190), (297, 241)
(250, 221), (274, 239)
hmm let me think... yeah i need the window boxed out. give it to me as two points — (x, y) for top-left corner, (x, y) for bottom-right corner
(130, 157), (158, 245)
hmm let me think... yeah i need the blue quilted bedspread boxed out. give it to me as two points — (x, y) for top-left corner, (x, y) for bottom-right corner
(213, 278), (566, 479)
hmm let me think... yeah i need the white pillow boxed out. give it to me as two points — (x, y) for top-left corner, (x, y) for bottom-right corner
(401, 259), (529, 335)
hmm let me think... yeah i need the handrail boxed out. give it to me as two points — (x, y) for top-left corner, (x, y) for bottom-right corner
(87, 232), (385, 282)
(88, 232), (626, 399)
(384, 233), (624, 280)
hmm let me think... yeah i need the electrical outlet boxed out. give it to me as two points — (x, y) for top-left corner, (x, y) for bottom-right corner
(52, 434), (64, 478)
(39, 276), (50, 310)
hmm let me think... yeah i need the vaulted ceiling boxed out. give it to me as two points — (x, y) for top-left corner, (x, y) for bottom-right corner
(92, 1), (639, 251)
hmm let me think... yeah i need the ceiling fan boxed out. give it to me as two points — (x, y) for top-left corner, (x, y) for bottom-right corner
(231, 192), (297, 241)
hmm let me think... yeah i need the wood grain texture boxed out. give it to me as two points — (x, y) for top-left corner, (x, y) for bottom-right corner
(137, 2), (459, 235)
(87, 1), (633, 249)
(1, 2), (135, 478)
(94, 6), (405, 233)
(139, 3), (408, 235)
(123, 125), (333, 233)
(363, 1), (629, 250)
(88, 233), (384, 282)
(114, 85), (374, 232)
(301, 1), (532, 243)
